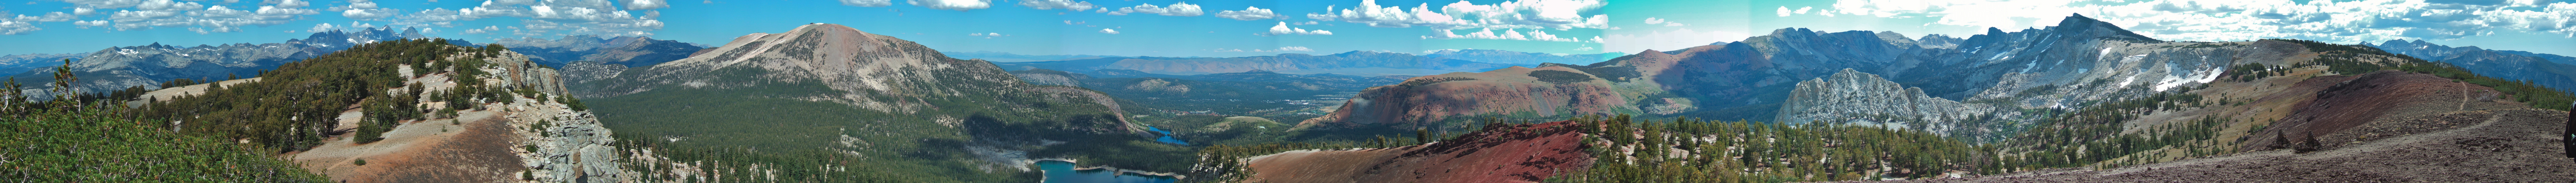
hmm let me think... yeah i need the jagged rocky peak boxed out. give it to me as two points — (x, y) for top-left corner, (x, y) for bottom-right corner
(1777, 68), (1993, 135)
(12, 27), (433, 99)
(293, 27), (416, 47)
(1875, 31), (1918, 46)
(1915, 34), (1964, 49)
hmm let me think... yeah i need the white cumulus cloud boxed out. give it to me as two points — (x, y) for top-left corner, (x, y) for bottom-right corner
(1425, 28), (1578, 42)
(1098, 28), (1118, 34)
(304, 21), (380, 33)
(1644, 17), (1682, 26)
(1018, 0), (1092, 10)
(384, 0), (665, 37)
(331, 0), (396, 20)
(909, 0), (991, 11)
(840, 0), (891, 7)
(271, 0), (311, 9)
(627, 0), (668, 10)
(306, 22), (338, 32)
(72, 20), (110, 28)
(12, 12), (78, 22)
(1603, 28), (1748, 53)
(1276, 46), (1313, 52)
(1827, 0), (2576, 43)
(1306, 0), (1605, 30)
(462, 25), (498, 34)
(1262, 21), (1331, 36)
(1108, 2), (1201, 16)
(1216, 46), (1315, 52)
(0, 21), (37, 35)
(51, 0), (322, 34)
(1214, 6), (1279, 20)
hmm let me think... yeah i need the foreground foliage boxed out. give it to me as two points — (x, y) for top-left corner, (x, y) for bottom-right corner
(130, 39), (491, 152)
(1, 39), (521, 182)
(0, 92), (328, 182)
(1547, 115), (1981, 183)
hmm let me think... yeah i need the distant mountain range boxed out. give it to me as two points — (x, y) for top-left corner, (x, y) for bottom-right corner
(984, 49), (1619, 76)
(1010, 68), (1408, 119)
(0, 53), (84, 76)
(2369, 40), (2576, 92)
(493, 35), (708, 68)
(0, 31), (709, 100)
(1306, 14), (2272, 141)
(4, 27), (443, 98)
(941, 51), (1127, 62)
(1420, 49), (1627, 65)
(2372, 40), (2576, 65)
(1249, 14), (2576, 183)
(571, 24), (1173, 182)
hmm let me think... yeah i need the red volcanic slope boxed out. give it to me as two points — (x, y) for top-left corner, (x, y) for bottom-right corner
(2241, 70), (2515, 151)
(1241, 120), (1594, 183)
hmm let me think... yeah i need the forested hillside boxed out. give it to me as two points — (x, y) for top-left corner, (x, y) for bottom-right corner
(575, 24), (1184, 183)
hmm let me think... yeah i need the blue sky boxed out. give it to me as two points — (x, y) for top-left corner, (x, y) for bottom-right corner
(0, 0), (2570, 57)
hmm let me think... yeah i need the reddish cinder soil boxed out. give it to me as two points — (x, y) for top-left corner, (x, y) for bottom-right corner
(2240, 70), (2521, 152)
(1242, 121), (1594, 183)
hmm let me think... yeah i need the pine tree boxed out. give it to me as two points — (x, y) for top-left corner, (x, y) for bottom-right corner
(51, 59), (77, 103)
(1416, 129), (1432, 144)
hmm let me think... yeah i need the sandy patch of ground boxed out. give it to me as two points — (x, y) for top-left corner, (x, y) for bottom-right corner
(125, 77), (262, 104)
(288, 103), (526, 183)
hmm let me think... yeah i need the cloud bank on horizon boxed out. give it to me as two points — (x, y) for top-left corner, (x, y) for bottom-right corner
(0, 0), (2566, 57)
(1829, 0), (2574, 43)
(1604, 0), (2571, 55)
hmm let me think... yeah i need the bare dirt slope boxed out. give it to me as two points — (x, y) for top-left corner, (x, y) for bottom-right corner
(2240, 70), (2528, 152)
(126, 77), (261, 103)
(290, 105), (523, 183)
(271, 50), (623, 183)
(1241, 121), (1593, 183)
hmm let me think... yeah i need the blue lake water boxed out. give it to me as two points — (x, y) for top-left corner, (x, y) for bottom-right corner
(1037, 160), (1179, 183)
(1143, 126), (1188, 145)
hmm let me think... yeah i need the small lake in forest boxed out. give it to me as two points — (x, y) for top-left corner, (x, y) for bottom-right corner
(1143, 126), (1188, 145)
(1036, 160), (1180, 183)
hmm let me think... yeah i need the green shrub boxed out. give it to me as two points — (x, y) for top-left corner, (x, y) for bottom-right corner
(355, 119), (388, 144)
(1527, 70), (1597, 84)
(0, 106), (330, 182)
